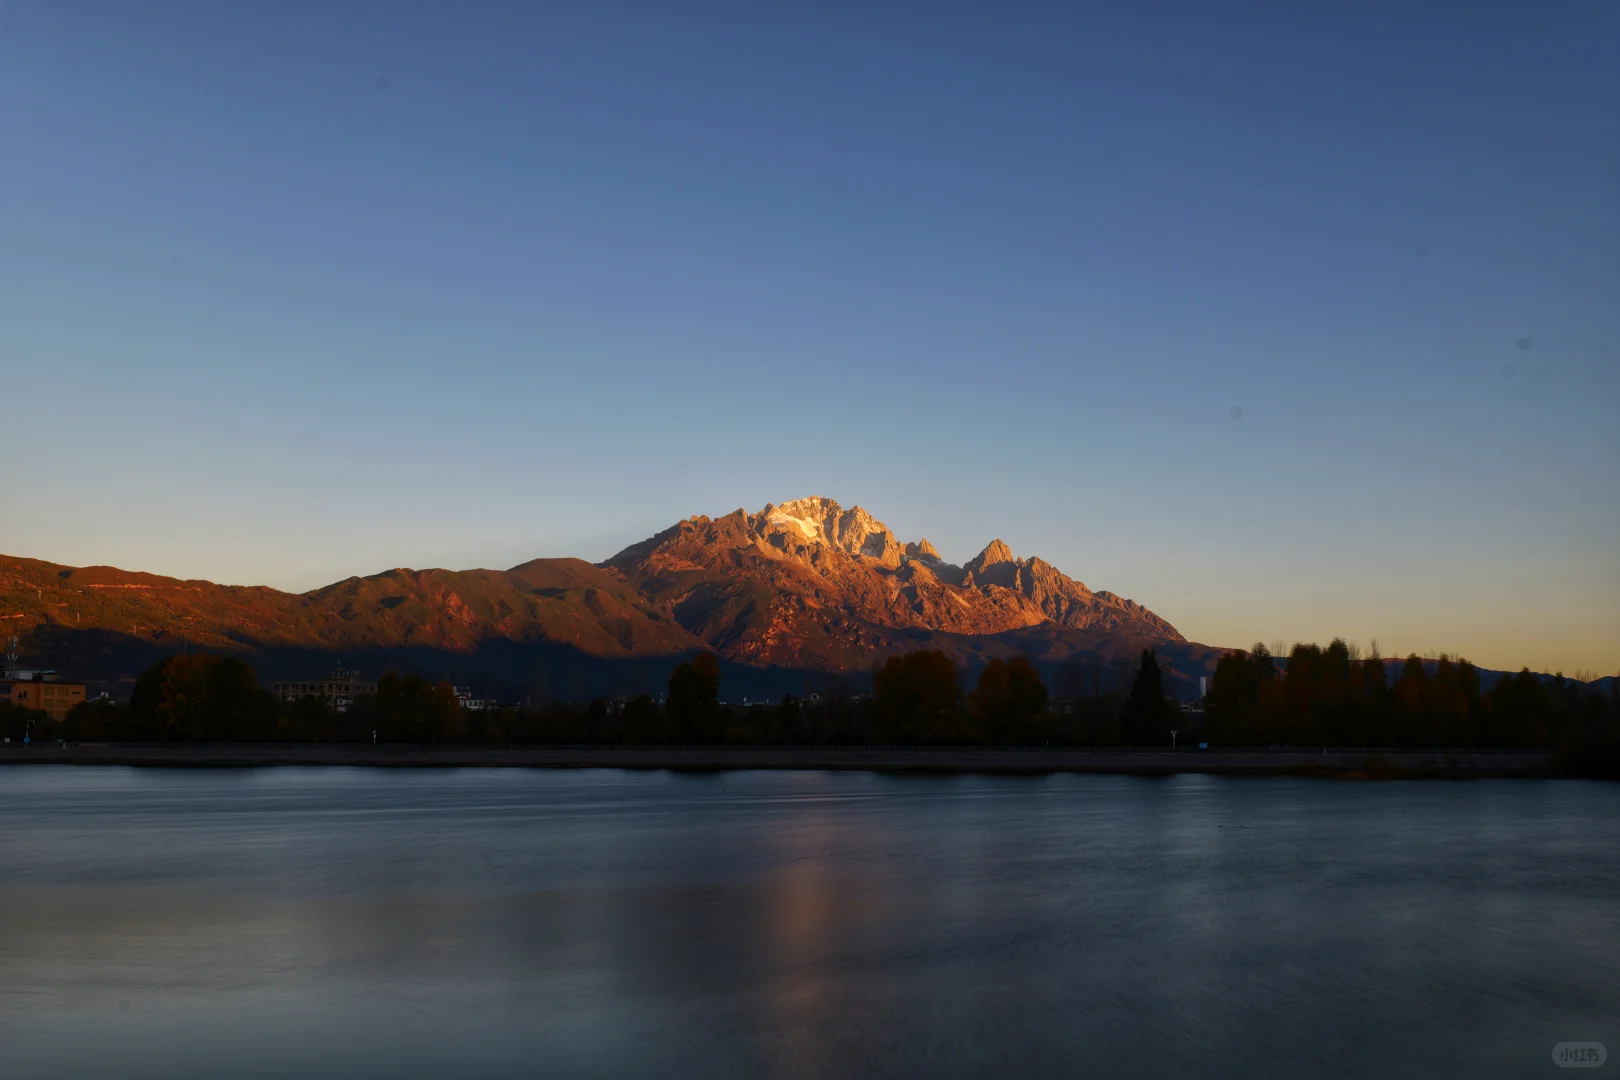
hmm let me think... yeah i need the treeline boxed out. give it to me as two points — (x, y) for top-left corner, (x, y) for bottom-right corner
(3, 649), (1076, 747)
(1207, 641), (1620, 773)
(0, 646), (1341, 751)
(4, 645), (1616, 775)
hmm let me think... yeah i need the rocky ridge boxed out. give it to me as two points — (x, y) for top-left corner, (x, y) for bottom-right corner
(602, 496), (1183, 668)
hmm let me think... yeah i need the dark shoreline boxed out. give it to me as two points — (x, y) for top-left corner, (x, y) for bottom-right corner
(0, 744), (1557, 777)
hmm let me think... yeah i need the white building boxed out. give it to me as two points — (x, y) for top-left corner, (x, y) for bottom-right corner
(273, 667), (376, 713)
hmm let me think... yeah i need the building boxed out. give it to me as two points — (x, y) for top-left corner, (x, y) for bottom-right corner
(454, 687), (488, 710)
(2, 676), (87, 722)
(2, 637), (88, 723)
(272, 667), (376, 713)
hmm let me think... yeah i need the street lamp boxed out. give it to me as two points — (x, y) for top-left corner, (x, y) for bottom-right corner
(1169, 728), (1178, 749)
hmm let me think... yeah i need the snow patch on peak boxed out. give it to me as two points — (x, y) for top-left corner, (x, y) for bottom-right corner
(751, 496), (907, 568)
(766, 509), (823, 543)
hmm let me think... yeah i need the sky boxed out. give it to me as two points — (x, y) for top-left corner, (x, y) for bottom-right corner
(1, 1), (1616, 676)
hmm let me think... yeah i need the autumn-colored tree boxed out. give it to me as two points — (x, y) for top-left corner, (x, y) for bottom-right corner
(1426, 655), (1481, 746)
(1206, 647), (1257, 745)
(969, 657), (1049, 743)
(1392, 655), (1431, 742)
(366, 671), (461, 742)
(873, 650), (961, 743)
(277, 693), (339, 742)
(667, 651), (722, 740)
(1484, 668), (1551, 747)
(127, 653), (273, 740)
(63, 698), (123, 741)
(1354, 647), (1390, 744)
(621, 694), (662, 743)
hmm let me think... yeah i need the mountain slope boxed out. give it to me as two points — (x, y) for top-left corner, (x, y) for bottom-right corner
(2, 495), (1191, 692)
(0, 555), (701, 669)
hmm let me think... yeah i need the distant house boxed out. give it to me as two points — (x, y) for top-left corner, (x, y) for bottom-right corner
(272, 667), (376, 713)
(454, 687), (488, 710)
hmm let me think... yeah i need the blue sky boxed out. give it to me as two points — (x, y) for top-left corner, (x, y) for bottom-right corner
(1, 2), (1616, 675)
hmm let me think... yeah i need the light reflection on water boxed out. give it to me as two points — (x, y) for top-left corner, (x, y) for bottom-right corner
(1, 768), (1617, 1078)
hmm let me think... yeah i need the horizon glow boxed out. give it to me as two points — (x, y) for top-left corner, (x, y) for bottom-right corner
(0, 2), (1616, 676)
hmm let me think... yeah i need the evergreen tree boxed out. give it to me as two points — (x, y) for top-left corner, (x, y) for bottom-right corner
(1121, 649), (1173, 745)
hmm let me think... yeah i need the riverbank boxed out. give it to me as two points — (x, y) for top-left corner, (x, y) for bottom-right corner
(0, 743), (1557, 777)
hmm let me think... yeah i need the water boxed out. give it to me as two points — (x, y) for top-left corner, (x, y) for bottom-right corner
(1, 769), (1616, 1078)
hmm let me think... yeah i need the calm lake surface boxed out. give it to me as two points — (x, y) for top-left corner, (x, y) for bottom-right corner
(1, 769), (1616, 1079)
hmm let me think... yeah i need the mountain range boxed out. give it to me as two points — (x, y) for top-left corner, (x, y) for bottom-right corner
(0, 496), (1222, 700)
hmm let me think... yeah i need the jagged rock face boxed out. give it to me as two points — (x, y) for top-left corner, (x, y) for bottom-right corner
(602, 497), (1184, 669)
(752, 496), (906, 569)
(952, 539), (1178, 638)
(905, 538), (939, 560)
(964, 538), (1015, 574)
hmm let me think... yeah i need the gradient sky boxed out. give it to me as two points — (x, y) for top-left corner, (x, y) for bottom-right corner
(1, 2), (1616, 675)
